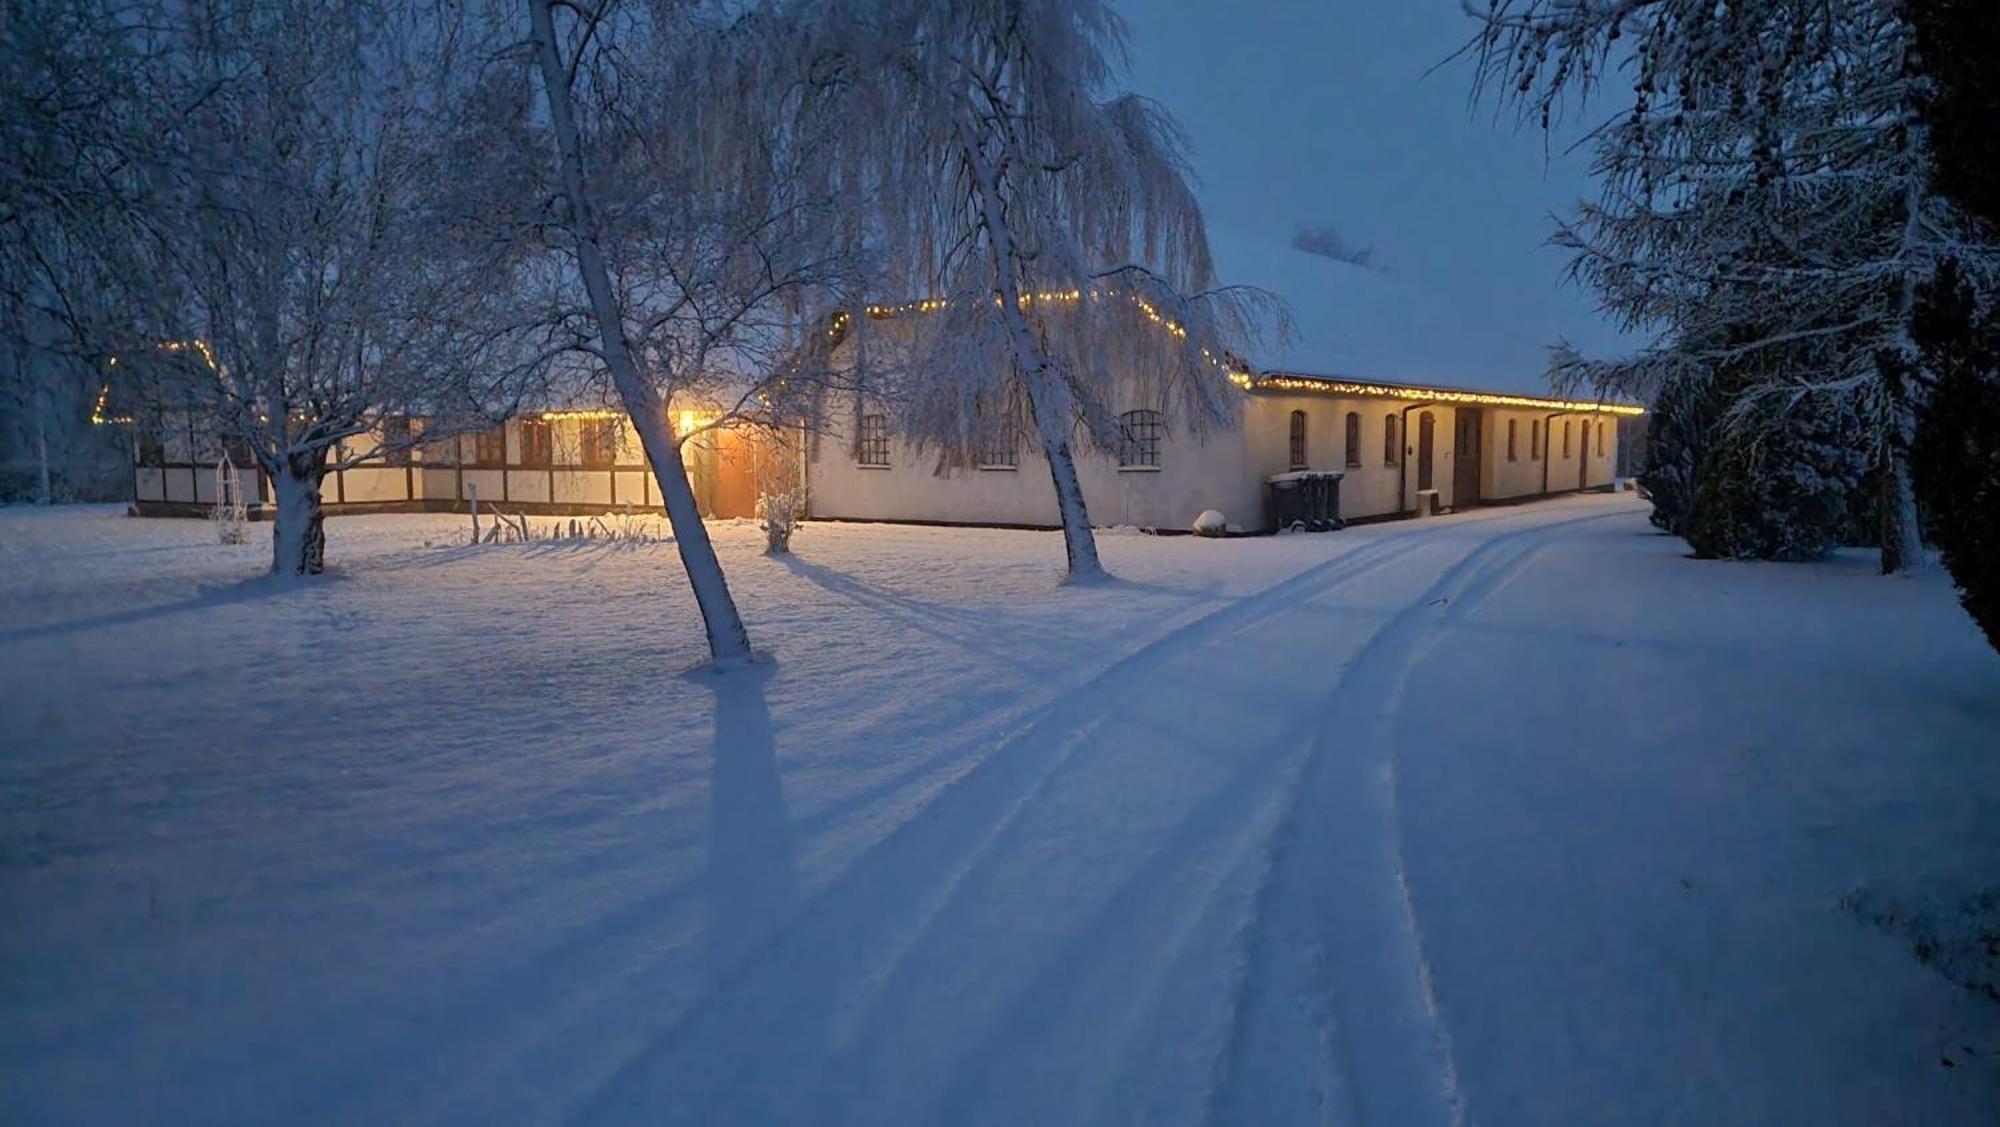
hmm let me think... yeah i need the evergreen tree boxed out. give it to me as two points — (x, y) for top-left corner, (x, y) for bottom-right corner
(1467, 0), (2000, 572)
(1908, 0), (2000, 652)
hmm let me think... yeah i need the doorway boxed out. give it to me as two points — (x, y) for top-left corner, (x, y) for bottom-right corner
(1453, 408), (1482, 508)
(1579, 419), (1593, 491)
(1417, 412), (1436, 493)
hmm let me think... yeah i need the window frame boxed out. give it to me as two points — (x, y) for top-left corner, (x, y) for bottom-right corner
(1384, 413), (1399, 466)
(578, 418), (618, 469)
(380, 415), (413, 467)
(856, 413), (891, 468)
(518, 418), (553, 469)
(978, 411), (1019, 470)
(1531, 419), (1542, 461)
(1597, 420), (1607, 458)
(1288, 409), (1309, 470)
(1507, 418), (1518, 462)
(1562, 419), (1572, 460)
(1116, 408), (1163, 470)
(1343, 411), (1362, 469)
(473, 426), (507, 469)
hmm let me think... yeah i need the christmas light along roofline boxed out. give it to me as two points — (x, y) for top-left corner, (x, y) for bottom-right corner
(832, 292), (1644, 418)
(1243, 372), (1647, 417)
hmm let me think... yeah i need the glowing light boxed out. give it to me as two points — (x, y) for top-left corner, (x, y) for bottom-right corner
(159, 338), (217, 370)
(89, 385), (132, 426)
(677, 410), (719, 434)
(537, 408), (624, 421)
(1244, 373), (1646, 416)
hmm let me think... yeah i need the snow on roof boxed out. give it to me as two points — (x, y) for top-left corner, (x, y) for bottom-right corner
(1205, 228), (1638, 413)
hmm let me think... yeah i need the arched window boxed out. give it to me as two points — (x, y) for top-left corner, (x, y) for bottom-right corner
(1384, 413), (1399, 465)
(1531, 419), (1542, 460)
(1506, 419), (1519, 461)
(1117, 409), (1163, 468)
(857, 413), (890, 467)
(1344, 411), (1362, 468)
(1598, 420), (1607, 457)
(1562, 419), (1573, 459)
(1288, 410), (1308, 469)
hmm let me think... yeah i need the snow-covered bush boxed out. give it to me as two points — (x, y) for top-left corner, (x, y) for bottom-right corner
(1638, 371), (1714, 537)
(1191, 510), (1227, 537)
(757, 481), (803, 556)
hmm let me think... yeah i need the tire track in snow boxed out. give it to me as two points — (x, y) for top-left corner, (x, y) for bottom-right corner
(1206, 507), (1629, 1127)
(569, 528), (1440, 1124)
(361, 527), (1431, 1127)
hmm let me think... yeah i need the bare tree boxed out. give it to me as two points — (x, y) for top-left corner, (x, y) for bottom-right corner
(12, 0), (554, 574)
(516, 0), (864, 663)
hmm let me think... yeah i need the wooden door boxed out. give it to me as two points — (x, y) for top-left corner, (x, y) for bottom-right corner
(1417, 411), (1436, 492)
(1453, 408), (1481, 508)
(1579, 420), (1593, 490)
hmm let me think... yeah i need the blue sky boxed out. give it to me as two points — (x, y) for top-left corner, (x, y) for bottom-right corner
(1117, 0), (1636, 392)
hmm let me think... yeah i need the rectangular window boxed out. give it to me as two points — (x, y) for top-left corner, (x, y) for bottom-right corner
(1384, 414), (1399, 465)
(979, 430), (1018, 469)
(579, 419), (617, 468)
(1531, 419), (1542, 460)
(1507, 419), (1518, 461)
(519, 419), (553, 468)
(1288, 410), (1308, 470)
(857, 413), (890, 467)
(381, 415), (412, 466)
(1344, 411), (1362, 468)
(136, 426), (166, 466)
(1118, 409), (1163, 468)
(474, 427), (507, 468)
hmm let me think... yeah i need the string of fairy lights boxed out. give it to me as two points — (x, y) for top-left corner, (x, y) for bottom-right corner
(836, 290), (1645, 416)
(98, 307), (1644, 433)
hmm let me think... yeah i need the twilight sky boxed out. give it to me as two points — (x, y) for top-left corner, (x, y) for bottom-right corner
(1117, 0), (1636, 393)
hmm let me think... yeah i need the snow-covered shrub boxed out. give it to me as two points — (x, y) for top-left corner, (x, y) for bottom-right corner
(1682, 402), (1871, 563)
(1913, 262), (2000, 653)
(1191, 510), (1227, 537)
(757, 481), (803, 555)
(1638, 370), (1715, 537)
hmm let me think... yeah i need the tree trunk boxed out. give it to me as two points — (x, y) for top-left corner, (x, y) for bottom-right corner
(34, 402), (51, 506)
(1881, 407), (1924, 576)
(1023, 375), (1103, 578)
(526, 0), (754, 665)
(960, 120), (1104, 579)
(270, 449), (328, 577)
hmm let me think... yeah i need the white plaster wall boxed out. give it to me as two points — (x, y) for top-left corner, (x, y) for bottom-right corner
(806, 390), (1503, 530)
(552, 469), (613, 507)
(806, 393), (1259, 531)
(1240, 395), (1458, 519)
(506, 469), (552, 505)
(419, 468), (458, 501)
(461, 468), (507, 506)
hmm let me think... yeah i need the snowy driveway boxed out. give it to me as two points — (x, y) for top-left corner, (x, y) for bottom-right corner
(3, 498), (1996, 1124)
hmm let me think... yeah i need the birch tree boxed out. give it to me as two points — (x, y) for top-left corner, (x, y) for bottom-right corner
(794, 0), (1275, 580)
(514, 0), (862, 663)
(1466, 0), (1999, 573)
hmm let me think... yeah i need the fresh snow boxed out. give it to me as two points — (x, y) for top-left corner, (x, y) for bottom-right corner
(3, 497), (1997, 1123)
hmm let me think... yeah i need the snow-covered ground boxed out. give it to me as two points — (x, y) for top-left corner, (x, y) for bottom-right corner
(3, 496), (1996, 1124)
